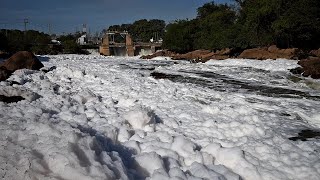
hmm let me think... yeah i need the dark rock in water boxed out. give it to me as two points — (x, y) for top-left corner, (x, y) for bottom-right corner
(0, 95), (25, 103)
(0, 51), (44, 72)
(8, 81), (21, 86)
(289, 129), (320, 141)
(294, 57), (320, 79)
(290, 67), (304, 75)
(0, 66), (13, 81)
(41, 66), (57, 73)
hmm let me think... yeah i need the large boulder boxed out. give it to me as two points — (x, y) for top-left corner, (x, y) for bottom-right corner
(238, 45), (301, 60)
(0, 51), (43, 72)
(290, 57), (320, 79)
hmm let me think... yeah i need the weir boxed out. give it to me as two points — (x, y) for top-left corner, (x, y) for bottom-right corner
(99, 31), (162, 56)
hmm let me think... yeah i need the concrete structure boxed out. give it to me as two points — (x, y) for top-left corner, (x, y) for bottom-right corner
(99, 31), (162, 56)
(99, 33), (110, 56)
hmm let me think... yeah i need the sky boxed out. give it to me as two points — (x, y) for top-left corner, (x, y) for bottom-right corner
(0, 0), (231, 35)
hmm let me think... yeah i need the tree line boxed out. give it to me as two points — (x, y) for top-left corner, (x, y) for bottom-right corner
(106, 19), (165, 42)
(0, 29), (89, 55)
(0, 29), (52, 54)
(163, 0), (320, 53)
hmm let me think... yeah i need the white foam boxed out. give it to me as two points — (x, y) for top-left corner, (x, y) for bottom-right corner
(1, 54), (319, 180)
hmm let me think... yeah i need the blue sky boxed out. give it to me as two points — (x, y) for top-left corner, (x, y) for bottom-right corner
(0, 0), (231, 35)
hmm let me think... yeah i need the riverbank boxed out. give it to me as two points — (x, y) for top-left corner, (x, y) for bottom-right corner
(142, 46), (320, 79)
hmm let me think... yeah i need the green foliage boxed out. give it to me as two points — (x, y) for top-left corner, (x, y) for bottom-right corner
(163, 20), (198, 53)
(194, 4), (237, 49)
(107, 19), (165, 42)
(2, 30), (25, 52)
(238, 0), (280, 46)
(163, 0), (320, 52)
(164, 1), (239, 51)
(63, 40), (81, 54)
(272, 0), (320, 48)
(0, 32), (8, 51)
(58, 34), (87, 54)
(197, 1), (230, 19)
(0, 29), (53, 54)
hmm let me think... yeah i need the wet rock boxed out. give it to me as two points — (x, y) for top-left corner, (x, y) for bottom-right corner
(41, 66), (57, 73)
(289, 129), (320, 141)
(0, 66), (13, 81)
(310, 48), (320, 58)
(0, 95), (25, 103)
(289, 67), (304, 75)
(294, 57), (320, 79)
(0, 51), (44, 72)
(238, 45), (301, 60)
(141, 50), (176, 59)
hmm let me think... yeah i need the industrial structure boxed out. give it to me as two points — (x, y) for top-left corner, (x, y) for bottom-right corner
(99, 31), (162, 56)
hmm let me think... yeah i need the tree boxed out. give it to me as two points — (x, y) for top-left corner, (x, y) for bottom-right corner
(57, 34), (85, 54)
(163, 20), (197, 53)
(194, 3), (237, 49)
(272, 0), (320, 49)
(107, 19), (166, 42)
(197, 1), (231, 18)
(236, 0), (281, 47)
(0, 32), (8, 51)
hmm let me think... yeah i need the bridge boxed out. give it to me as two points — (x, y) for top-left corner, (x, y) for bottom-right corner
(99, 31), (162, 56)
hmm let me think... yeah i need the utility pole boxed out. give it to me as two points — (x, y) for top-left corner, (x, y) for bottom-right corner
(48, 23), (52, 35)
(23, 18), (29, 49)
(23, 18), (29, 31)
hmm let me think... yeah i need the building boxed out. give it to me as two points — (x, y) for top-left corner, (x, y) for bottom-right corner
(77, 34), (87, 45)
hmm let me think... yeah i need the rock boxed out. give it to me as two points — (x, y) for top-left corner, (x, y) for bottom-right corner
(172, 49), (232, 62)
(141, 48), (233, 62)
(296, 57), (320, 79)
(172, 50), (211, 61)
(289, 67), (303, 75)
(0, 66), (13, 81)
(216, 48), (232, 55)
(201, 48), (232, 61)
(0, 51), (44, 72)
(0, 95), (25, 103)
(141, 50), (176, 59)
(310, 48), (320, 58)
(238, 45), (301, 60)
(41, 66), (57, 73)
(267, 45), (278, 53)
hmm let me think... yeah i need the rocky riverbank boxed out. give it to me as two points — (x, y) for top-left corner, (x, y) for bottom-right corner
(141, 46), (320, 79)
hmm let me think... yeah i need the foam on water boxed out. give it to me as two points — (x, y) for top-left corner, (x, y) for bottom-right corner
(1, 54), (320, 180)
